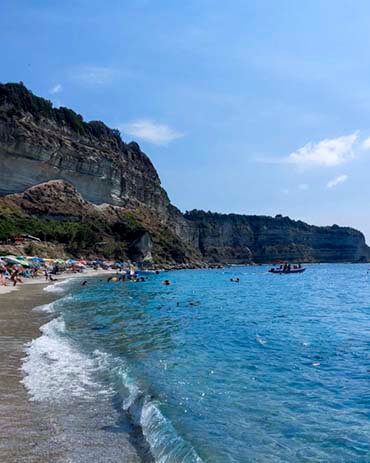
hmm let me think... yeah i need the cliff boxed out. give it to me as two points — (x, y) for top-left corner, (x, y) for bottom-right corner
(185, 210), (370, 263)
(0, 82), (170, 213)
(0, 82), (368, 264)
(0, 180), (202, 266)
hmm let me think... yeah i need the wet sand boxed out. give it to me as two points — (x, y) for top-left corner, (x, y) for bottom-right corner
(0, 275), (143, 463)
(0, 283), (60, 462)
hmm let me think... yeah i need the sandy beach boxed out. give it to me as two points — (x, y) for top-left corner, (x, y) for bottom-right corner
(0, 281), (59, 462)
(0, 269), (143, 463)
(0, 268), (112, 296)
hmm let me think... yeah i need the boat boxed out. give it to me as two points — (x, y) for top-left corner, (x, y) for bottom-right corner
(268, 262), (306, 274)
(268, 267), (305, 274)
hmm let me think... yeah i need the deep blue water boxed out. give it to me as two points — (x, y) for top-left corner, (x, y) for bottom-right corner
(23, 265), (370, 462)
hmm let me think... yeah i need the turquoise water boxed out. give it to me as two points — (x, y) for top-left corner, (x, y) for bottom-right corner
(23, 265), (370, 462)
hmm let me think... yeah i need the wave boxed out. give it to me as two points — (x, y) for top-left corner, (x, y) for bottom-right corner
(43, 278), (73, 294)
(32, 301), (56, 313)
(132, 396), (203, 463)
(22, 313), (203, 463)
(21, 317), (114, 402)
(118, 367), (203, 463)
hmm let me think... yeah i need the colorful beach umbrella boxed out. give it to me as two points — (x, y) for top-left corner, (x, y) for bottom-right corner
(15, 258), (31, 267)
(28, 257), (45, 263)
(3, 256), (22, 265)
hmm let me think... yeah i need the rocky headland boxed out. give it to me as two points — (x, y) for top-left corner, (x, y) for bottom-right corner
(0, 82), (369, 265)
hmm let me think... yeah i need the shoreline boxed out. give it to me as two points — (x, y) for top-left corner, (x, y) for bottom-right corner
(0, 268), (112, 296)
(0, 269), (130, 463)
(0, 281), (59, 462)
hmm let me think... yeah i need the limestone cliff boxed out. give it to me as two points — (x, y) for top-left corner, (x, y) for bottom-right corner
(0, 82), (368, 264)
(0, 82), (170, 213)
(185, 211), (370, 263)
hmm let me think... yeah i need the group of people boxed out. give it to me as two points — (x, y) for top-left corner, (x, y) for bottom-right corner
(103, 273), (172, 286)
(106, 273), (148, 284)
(0, 263), (24, 287)
(0, 261), (61, 287)
(279, 263), (302, 271)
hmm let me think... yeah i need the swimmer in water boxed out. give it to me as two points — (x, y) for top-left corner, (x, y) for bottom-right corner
(81, 280), (88, 286)
(162, 279), (171, 286)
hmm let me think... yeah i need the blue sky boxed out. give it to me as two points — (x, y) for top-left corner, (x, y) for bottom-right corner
(2, 1), (370, 240)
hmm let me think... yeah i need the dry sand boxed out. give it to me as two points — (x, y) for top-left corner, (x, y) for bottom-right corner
(0, 268), (111, 296)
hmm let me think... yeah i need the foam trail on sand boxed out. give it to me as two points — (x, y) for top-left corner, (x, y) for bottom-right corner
(43, 278), (73, 294)
(21, 314), (202, 462)
(21, 317), (113, 402)
(33, 301), (56, 313)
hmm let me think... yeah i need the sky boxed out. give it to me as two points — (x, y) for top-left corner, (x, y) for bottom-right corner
(2, 1), (370, 240)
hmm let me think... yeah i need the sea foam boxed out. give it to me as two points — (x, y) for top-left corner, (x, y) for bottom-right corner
(21, 317), (113, 402)
(43, 278), (73, 294)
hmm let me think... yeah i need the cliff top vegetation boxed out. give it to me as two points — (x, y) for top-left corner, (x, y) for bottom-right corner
(0, 82), (123, 143)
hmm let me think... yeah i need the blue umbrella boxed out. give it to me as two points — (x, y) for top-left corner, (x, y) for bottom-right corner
(29, 257), (45, 263)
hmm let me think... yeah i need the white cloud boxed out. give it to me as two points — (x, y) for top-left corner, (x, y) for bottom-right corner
(327, 174), (348, 188)
(286, 132), (358, 168)
(119, 119), (184, 145)
(49, 83), (62, 94)
(361, 137), (370, 150)
(298, 183), (308, 190)
(71, 66), (117, 86)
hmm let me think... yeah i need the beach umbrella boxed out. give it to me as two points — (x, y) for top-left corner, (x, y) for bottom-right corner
(74, 263), (86, 268)
(3, 256), (23, 265)
(15, 258), (31, 267)
(28, 256), (45, 263)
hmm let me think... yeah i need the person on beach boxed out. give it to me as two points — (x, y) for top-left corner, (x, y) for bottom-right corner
(10, 268), (22, 287)
(44, 268), (49, 281)
(0, 265), (7, 286)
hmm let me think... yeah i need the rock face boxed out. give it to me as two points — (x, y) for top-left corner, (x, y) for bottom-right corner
(185, 211), (370, 263)
(0, 83), (170, 214)
(0, 180), (203, 266)
(0, 82), (369, 264)
(129, 232), (153, 263)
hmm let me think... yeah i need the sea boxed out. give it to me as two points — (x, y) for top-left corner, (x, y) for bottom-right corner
(22, 264), (370, 462)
